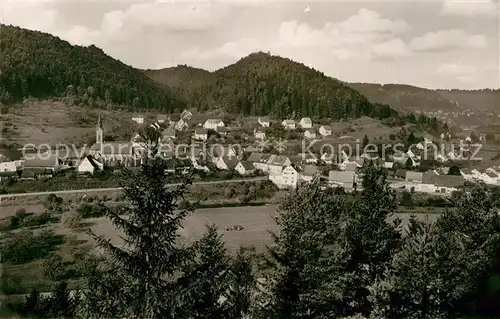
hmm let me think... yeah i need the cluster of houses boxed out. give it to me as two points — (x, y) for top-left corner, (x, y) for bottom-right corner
(402, 164), (500, 196)
(1, 110), (499, 197)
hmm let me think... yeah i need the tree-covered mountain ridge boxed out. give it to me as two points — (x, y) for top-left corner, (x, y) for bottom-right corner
(0, 24), (186, 112)
(0, 25), (395, 119)
(151, 52), (398, 119)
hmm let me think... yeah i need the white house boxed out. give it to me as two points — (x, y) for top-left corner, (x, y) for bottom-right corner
(460, 168), (475, 181)
(194, 128), (208, 141)
(0, 149), (24, 172)
(319, 125), (332, 137)
(299, 117), (313, 129)
(235, 161), (256, 176)
(175, 118), (190, 131)
(481, 171), (499, 185)
(132, 115), (145, 124)
(77, 155), (103, 174)
(215, 156), (239, 170)
(267, 155), (291, 174)
(282, 120), (296, 130)
(181, 110), (193, 120)
(304, 129), (317, 139)
(246, 152), (271, 172)
(258, 117), (270, 128)
(254, 129), (266, 140)
(405, 171), (423, 192)
(204, 119), (225, 130)
(156, 114), (169, 124)
(270, 164), (300, 189)
(161, 128), (176, 142)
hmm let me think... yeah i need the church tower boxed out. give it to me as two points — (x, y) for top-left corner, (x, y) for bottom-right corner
(96, 113), (103, 151)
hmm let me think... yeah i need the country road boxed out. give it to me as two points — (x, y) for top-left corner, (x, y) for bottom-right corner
(0, 176), (267, 199)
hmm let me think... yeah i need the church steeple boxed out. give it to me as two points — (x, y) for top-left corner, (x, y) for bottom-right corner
(96, 113), (103, 145)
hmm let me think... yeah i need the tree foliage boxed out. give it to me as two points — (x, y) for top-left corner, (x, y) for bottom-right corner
(0, 24), (185, 111)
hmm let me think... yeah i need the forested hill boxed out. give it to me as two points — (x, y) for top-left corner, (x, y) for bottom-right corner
(0, 25), (185, 112)
(436, 89), (500, 112)
(347, 83), (462, 113)
(145, 52), (397, 119)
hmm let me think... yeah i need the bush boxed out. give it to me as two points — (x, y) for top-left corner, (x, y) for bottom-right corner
(42, 254), (66, 281)
(22, 211), (53, 227)
(61, 210), (82, 229)
(0, 229), (64, 264)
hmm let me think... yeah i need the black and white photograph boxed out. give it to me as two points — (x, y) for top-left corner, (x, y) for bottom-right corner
(0, 0), (499, 317)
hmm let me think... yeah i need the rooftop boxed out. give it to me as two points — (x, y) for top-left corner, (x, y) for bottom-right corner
(329, 170), (355, 184)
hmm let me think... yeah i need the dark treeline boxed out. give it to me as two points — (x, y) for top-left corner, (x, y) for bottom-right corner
(0, 25), (185, 112)
(9, 128), (500, 319)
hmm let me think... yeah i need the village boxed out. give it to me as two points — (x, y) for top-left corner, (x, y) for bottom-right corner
(1, 109), (500, 196)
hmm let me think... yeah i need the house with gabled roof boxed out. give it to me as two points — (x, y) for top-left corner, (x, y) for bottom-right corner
(156, 114), (169, 124)
(319, 125), (332, 137)
(299, 117), (313, 129)
(216, 156), (239, 170)
(131, 114), (145, 124)
(267, 155), (291, 174)
(304, 129), (317, 139)
(235, 161), (256, 176)
(181, 110), (193, 120)
(405, 171), (423, 191)
(281, 120), (296, 130)
(204, 119), (225, 130)
(460, 167), (475, 181)
(480, 171), (499, 185)
(161, 128), (176, 142)
(258, 116), (270, 127)
(77, 155), (103, 174)
(246, 152), (271, 172)
(299, 165), (320, 183)
(254, 128), (266, 140)
(328, 170), (356, 192)
(194, 128), (208, 141)
(0, 149), (24, 172)
(270, 164), (299, 189)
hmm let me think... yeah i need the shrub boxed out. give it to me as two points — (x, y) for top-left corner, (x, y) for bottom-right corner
(42, 254), (66, 281)
(61, 210), (82, 229)
(22, 212), (53, 227)
(0, 229), (64, 264)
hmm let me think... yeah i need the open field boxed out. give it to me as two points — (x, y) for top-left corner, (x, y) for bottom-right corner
(0, 100), (144, 146)
(1, 204), (442, 254)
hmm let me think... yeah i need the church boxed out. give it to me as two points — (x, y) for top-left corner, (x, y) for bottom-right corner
(88, 114), (140, 167)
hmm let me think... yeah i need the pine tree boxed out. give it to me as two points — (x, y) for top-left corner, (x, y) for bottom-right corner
(48, 281), (76, 318)
(225, 247), (257, 319)
(336, 167), (402, 316)
(183, 225), (231, 319)
(259, 182), (345, 318)
(79, 126), (195, 318)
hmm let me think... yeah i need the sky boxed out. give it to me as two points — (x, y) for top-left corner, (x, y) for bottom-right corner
(1, 0), (498, 89)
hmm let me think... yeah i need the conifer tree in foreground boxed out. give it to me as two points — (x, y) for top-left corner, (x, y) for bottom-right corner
(259, 182), (348, 318)
(183, 225), (231, 319)
(335, 167), (402, 316)
(79, 127), (195, 318)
